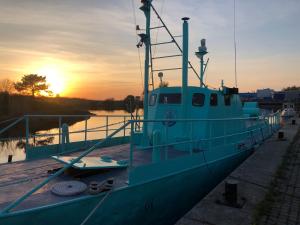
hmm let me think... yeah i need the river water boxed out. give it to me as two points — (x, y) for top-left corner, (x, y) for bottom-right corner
(0, 110), (132, 164)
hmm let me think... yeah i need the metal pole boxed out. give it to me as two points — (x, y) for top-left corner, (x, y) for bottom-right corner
(129, 121), (134, 168)
(164, 125), (168, 160)
(182, 17), (189, 133)
(209, 121), (212, 151)
(84, 118), (88, 143)
(123, 116), (126, 137)
(0, 116), (24, 135)
(58, 116), (62, 150)
(140, 0), (152, 142)
(190, 121), (193, 154)
(223, 120), (226, 145)
(200, 56), (204, 87)
(106, 116), (108, 137)
(25, 116), (29, 151)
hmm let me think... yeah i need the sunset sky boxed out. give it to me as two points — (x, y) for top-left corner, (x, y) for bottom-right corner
(0, 0), (299, 100)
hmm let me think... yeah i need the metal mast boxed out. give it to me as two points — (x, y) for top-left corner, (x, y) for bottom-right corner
(181, 17), (189, 119)
(139, 0), (152, 139)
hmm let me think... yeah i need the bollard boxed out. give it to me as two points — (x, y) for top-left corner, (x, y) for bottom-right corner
(292, 119), (296, 125)
(278, 131), (284, 140)
(7, 155), (13, 163)
(224, 179), (238, 205)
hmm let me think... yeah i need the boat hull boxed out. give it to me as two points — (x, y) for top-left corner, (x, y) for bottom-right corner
(0, 149), (252, 225)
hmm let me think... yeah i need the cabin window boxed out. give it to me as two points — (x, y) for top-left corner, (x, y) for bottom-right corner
(159, 93), (181, 104)
(192, 93), (205, 107)
(149, 94), (157, 106)
(224, 95), (231, 106)
(210, 93), (218, 106)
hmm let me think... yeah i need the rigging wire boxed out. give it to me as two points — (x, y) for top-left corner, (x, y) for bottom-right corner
(130, 0), (144, 92)
(150, 5), (200, 80)
(233, 0), (238, 87)
(150, 0), (166, 89)
(152, 0), (166, 57)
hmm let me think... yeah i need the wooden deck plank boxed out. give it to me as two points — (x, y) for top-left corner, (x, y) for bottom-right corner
(0, 144), (130, 209)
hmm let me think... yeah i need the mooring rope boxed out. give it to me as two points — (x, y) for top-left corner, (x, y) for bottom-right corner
(79, 189), (113, 225)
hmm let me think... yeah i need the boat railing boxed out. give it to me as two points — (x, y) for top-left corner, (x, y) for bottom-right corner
(0, 120), (131, 215)
(128, 112), (281, 167)
(0, 112), (281, 214)
(0, 114), (143, 162)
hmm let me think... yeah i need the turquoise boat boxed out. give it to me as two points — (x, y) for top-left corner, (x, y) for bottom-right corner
(0, 1), (280, 225)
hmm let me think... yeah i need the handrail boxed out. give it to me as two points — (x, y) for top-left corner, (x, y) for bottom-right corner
(129, 113), (280, 123)
(0, 116), (23, 125)
(136, 125), (271, 151)
(0, 121), (131, 215)
(0, 116), (24, 135)
(32, 120), (129, 138)
(25, 114), (133, 118)
(129, 117), (259, 123)
(0, 112), (280, 213)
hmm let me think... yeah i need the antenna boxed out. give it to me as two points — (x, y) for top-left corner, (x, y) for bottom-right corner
(233, 0), (237, 87)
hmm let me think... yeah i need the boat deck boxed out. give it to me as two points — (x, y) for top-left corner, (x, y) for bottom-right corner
(0, 144), (135, 211)
(0, 143), (188, 212)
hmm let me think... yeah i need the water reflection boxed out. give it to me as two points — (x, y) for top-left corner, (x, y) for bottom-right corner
(0, 110), (131, 164)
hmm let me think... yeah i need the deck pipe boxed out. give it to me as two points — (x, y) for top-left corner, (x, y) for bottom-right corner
(182, 17), (189, 120)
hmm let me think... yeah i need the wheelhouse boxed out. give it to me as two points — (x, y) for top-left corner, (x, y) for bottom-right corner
(147, 86), (244, 146)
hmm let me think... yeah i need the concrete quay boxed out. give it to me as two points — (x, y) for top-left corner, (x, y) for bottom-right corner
(176, 118), (300, 225)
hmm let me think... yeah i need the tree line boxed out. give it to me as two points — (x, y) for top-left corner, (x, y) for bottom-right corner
(0, 74), (143, 120)
(1, 74), (52, 97)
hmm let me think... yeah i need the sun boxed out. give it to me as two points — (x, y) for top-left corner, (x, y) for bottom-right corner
(38, 66), (65, 95)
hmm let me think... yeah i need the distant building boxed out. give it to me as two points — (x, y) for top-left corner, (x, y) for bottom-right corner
(284, 90), (300, 102)
(257, 88), (274, 99)
(239, 92), (257, 102)
(273, 91), (285, 102)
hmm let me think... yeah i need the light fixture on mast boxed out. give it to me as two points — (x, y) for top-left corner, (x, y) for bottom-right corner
(158, 72), (163, 85)
(195, 39), (208, 87)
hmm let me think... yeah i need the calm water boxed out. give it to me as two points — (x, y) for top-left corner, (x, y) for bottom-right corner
(0, 110), (133, 164)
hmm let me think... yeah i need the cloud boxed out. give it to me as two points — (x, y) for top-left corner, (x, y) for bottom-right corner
(0, 0), (299, 99)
